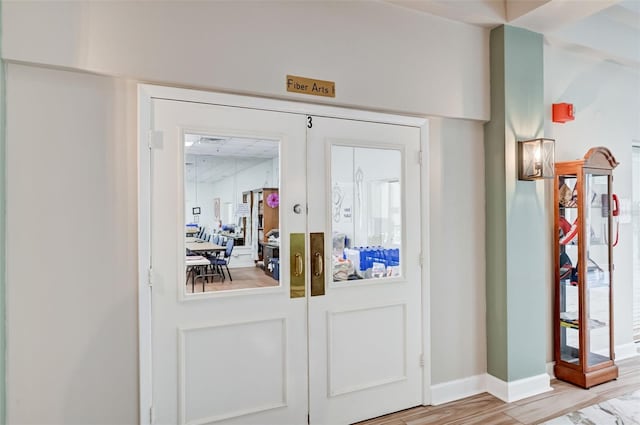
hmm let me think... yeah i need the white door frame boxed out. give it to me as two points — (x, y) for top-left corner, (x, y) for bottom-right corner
(137, 84), (431, 424)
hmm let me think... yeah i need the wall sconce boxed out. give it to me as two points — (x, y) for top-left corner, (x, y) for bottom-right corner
(518, 138), (555, 181)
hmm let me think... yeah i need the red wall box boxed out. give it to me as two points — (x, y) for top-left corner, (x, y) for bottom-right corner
(553, 103), (575, 123)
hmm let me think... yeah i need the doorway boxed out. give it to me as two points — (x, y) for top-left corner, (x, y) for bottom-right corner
(139, 86), (429, 424)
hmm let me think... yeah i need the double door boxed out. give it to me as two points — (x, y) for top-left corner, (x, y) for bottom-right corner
(149, 96), (424, 424)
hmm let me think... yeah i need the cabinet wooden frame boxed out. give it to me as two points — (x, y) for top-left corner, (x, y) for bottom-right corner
(553, 147), (619, 388)
(243, 187), (279, 262)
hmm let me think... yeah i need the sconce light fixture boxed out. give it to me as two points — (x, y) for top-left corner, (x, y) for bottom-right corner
(518, 138), (555, 181)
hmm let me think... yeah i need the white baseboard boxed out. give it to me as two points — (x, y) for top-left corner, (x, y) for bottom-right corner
(485, 373), (552, 403)
(430, 371), (553, 405)
(430, 374), (485, 406)
(430, 345), (637, 406)
(615, 342), (640, 361)
(546, 361), (555, 379)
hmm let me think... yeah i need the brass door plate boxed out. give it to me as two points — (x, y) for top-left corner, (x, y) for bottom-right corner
(290, 233), (305, 298)
(310, 232), (325, 296)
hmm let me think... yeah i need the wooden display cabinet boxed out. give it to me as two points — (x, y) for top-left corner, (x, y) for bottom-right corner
(259, 188), (279, 242)
(243, 187), (279, 262)
(553, 147), (619, 388)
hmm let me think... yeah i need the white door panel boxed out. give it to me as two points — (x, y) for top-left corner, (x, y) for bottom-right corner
(149, 98), (423, 425)
(307, 117), (422, 425)
(151, 99), (308, 425)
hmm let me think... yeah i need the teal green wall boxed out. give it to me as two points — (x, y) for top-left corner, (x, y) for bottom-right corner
(485, 26), (508, 381)
(504, 25), (547, 382)
(485, 25), (547, 382)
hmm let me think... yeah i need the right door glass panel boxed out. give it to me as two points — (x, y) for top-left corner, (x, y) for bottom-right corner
(558, 175), (580, 365)
(585, 173), (612, 366)
(331, 146), (402, 283)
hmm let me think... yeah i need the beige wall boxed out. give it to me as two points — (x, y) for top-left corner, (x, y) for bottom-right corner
(4, 63), (488, 422)
(2, 0), (489, 121)
(6, 64), (139, 424)
(2, 1), (490, 422)
(429, 117), (487, 384)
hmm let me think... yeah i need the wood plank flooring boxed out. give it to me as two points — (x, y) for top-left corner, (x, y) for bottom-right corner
(356, 354), (640, 425)
(186, 265), (278, 293)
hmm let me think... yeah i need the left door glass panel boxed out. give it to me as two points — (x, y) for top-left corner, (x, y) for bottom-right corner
(184, 133), (281, 294)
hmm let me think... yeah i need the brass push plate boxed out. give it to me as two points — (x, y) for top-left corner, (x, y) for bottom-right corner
(310, 232), (325, 296)
(290, 233), (305, 298)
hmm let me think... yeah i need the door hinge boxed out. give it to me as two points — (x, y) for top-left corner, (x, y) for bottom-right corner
(418, 150), (423, 165)
(149, 405), (154, 424)
(148, 130), (163, 150)
(420, 354), (425, 368)
(148, 268), (153, 287)
(419, 253), (423, 267)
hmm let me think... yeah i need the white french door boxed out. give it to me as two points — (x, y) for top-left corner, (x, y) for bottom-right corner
(307, 117), (423, 424)
(146, 93), (424, 425)
(150, 99), (308, 425)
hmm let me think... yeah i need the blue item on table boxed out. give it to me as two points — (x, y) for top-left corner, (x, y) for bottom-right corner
(270, 258), (280, 280)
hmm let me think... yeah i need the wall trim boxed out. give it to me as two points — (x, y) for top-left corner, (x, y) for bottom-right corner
(485, 373), (552, 403)
(615, 342), (640, 361)
(430, 371), (553, 406)
(430, 375), (486, 406)
(427, 344), (637, 406)
(546, 361), (555, 379)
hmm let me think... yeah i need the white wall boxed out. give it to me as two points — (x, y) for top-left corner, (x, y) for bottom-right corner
(2, 0), (489, 121)
(2, 1), (491, 422)
(185, 158), (277, 233)
(544, 43), (640, 361)
(429, 118), (487, 384)
(6, 64), (138, 424)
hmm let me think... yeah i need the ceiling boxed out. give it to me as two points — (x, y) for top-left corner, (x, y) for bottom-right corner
(185, 134), (279, 158)
(385, 0), (640, 66)
(185, 134), (279, 184)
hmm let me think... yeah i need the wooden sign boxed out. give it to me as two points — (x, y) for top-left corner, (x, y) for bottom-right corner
(286, 75), (335, 98)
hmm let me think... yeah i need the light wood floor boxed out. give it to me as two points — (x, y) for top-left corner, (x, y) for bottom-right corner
(186, 264), (279, 293)
(356, 354), (640, 425)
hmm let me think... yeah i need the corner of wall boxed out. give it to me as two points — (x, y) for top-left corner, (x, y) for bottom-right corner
(0, 1), (7, 421)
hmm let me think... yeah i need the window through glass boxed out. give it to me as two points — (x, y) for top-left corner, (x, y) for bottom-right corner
(331, 146), (402, 283)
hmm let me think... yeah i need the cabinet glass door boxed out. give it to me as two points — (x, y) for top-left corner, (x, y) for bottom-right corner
(584, 173), (612, 366)
(558, 174), (580, 365)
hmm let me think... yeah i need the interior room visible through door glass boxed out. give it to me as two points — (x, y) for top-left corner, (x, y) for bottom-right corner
(330, 145), (402, 283)
(184, 133), (281, 294)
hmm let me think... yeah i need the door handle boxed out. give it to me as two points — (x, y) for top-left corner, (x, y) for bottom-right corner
(295, 253), (304, 276)
(314, 252), (323, 277)
(290, 233), (305, 298)
(310, 232), (325, 296)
